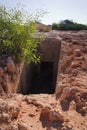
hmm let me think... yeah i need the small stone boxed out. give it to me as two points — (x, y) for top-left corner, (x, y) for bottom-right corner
(2, 113), (10, 122)
(70, 87), (79, 95)
(18, 122), (29, 130)
(10, 124), (18, 130)
(41, 106), (64, 122)
(49, 110), (64, 122)
(73, 49), (81, 57)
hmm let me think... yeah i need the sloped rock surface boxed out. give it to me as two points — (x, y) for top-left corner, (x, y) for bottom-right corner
(0, 31), (87, 130)
(56, 30), (87, 116)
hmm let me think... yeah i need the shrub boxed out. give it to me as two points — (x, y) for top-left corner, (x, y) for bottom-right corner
(0, 5), (43, 63)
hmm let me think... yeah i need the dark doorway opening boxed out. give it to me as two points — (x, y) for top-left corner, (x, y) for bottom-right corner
(29, 62), (54, 94)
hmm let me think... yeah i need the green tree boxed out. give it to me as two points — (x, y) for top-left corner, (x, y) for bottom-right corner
(52, 19), (87, 31)
(0, 5), (43, 63)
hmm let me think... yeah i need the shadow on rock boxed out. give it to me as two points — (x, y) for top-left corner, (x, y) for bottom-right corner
(40, 115), (63, 130)
(60, 98), (72, 111)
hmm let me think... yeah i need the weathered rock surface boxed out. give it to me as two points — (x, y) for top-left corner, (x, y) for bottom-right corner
(0, 56), (24, 93)
(41, 106), (64, 122)
(56, 30), (87, 116)
(0, 93), (87, 130)
(0, 31), (87, 130)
